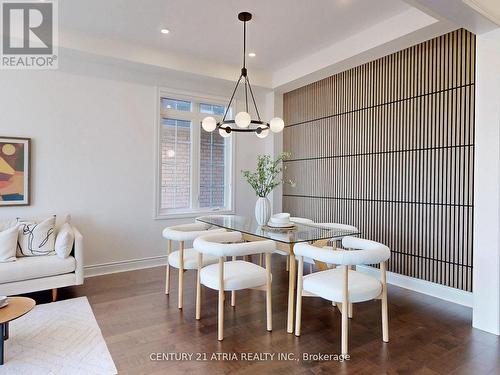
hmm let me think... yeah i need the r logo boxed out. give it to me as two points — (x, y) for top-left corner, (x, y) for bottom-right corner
(1, 1), (58, 69)
(2, 2), (52, 54)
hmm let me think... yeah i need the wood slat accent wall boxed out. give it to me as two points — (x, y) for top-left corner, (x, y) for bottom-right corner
(283, 29), (475, 291)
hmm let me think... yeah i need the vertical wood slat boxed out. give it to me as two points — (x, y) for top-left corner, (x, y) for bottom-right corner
(282, 29), (475, 292)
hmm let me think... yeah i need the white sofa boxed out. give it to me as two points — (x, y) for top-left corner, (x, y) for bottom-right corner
(0, 225), (83, 300)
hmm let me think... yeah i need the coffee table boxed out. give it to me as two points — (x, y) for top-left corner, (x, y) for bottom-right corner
(0, 297), (36, 365)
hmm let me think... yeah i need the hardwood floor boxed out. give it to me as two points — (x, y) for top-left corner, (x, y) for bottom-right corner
(28, 257), (499, 374)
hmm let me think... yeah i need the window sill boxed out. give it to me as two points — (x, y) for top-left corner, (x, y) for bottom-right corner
(154, 209), (235, 220)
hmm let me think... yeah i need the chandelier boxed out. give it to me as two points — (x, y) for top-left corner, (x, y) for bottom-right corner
(201, 12), (284, 138)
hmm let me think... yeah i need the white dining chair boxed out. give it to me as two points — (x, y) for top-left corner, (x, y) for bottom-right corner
(303, 222), (359, 273)
(162, 223), (225, 309)
(290, 217), (314, 224)
(294, 236), (390, 354)
(193, 231), (275, 341)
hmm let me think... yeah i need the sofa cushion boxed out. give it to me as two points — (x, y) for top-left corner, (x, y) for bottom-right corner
(0, 255), (76, 284)
(55, 222), (75, 259)
(0, 219), (17, 231)
(0, 226), (18, 262)
(17, 216), (56, 257)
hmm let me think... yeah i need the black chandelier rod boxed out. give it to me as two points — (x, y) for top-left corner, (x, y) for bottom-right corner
(243, 15), (247, 70)
(222, 74), (242, 122)
(221, 12), (262, 125)
(245, 74), (261, 121)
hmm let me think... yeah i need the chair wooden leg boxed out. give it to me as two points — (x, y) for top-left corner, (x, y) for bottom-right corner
(348, 265), (353, 318)
(51, 288), (57, 302)
(231, 256), (236, 307)
(218, 257), (224, 341)
(265, 253), (272, 331)
(196, 252), (202, 320)
(381, 261), (389, 342)
(341, 265), (349, 355)
(286, 255), (289, 272)
(178, 241), (184, 309)
(295, 256), (304, 336)
(165, 240), (171, 295)
(259, 253), (263, 266)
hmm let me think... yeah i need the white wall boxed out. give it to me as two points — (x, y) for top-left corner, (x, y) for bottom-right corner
(0, 53), (273, 270)
(473, 27), (500, 335)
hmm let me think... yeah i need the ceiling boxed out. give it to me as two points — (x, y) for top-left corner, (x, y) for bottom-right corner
(60, 0), (412, 72)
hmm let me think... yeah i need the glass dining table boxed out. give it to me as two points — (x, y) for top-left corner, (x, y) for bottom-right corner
(196, 215), (360, 334)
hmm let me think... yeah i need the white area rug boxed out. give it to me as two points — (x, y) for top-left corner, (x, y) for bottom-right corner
(2, 297), (117, 374)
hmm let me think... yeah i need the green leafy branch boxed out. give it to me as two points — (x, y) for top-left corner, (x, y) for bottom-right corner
(241, 152), (295, 198)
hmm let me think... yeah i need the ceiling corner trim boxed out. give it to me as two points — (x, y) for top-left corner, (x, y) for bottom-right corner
(462, 0), (500, 27)
(271, 7), (438, 91)
(58, 30), (274, 89)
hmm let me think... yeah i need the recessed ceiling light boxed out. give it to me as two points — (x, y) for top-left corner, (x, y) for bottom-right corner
(160, 28), (170, 34)
(248, 52), (256, 57)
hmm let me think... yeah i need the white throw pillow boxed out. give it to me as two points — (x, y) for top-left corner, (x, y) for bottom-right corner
(0, 226), (18, 262)
(55, 222), (75, 259)
(17, 216), (56, 256)
(0, 219), (17, 232)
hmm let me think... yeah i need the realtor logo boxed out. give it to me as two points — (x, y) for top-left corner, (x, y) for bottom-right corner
(1, 0), (58, 69)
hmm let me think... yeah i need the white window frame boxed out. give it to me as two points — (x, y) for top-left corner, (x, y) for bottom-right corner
(154, 87), (236, 219)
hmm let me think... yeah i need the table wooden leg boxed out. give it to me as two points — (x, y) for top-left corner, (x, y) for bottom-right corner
(287, 244), (296, 334)
(0, 322), (5, 365)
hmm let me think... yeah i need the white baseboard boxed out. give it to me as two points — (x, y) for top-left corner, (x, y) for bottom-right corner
(356, 265), (473, 307)
(84, 255), (168, 278)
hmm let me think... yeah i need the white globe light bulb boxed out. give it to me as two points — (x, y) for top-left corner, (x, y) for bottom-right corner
(202, 116), (217, 132)
(235, 111), (251, 128)
(269, 117), (284, 133)
(219, 126), (231, 138)
(256, 126), (269, 139)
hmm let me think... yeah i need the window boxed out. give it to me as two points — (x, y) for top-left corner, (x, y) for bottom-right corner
(156, 90), (234, 217)
(200, 103), (225, 116)
(161, 98), (192, 112)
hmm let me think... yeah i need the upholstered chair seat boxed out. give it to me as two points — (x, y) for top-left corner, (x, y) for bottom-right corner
(303, 268), (382, 303)
(168, 248), (218, 270)
(193, 231), (275, 341)
(200, 260), (268, 291)
(162, 222), (226, 309)
(294, 236), (390, 355)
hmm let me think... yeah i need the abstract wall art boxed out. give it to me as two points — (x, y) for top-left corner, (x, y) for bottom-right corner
(0, 137), (30, 206)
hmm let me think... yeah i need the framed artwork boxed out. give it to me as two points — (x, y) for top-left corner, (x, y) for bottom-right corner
(0, 137), (30, 206)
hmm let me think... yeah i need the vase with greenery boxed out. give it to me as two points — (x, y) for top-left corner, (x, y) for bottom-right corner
(242, 152), (294, 225)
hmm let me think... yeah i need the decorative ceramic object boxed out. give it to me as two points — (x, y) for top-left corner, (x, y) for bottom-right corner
(255, 197), (271, 225)
(242, 152), (295, 225)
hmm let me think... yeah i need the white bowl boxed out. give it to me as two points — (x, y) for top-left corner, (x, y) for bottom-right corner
(0, 296), (8, 308)
(267, 221), (295, 228)
(270, 213), (291, 224)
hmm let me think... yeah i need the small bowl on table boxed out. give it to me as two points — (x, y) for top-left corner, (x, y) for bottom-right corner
(0, 296), (8, 308)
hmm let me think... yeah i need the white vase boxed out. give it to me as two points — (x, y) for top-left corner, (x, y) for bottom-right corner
(255, 197), (271, 225)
